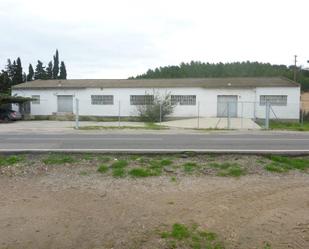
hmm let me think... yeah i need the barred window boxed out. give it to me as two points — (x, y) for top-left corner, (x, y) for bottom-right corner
(130, 95), (154, 105)
(91, 95), (114, 105)
(260, 95), (287, 106)
(171, 95), (196, 105)
(31, 95), (40, 105)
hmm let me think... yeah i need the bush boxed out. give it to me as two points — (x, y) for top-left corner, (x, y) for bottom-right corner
(136, 92), (175, 122)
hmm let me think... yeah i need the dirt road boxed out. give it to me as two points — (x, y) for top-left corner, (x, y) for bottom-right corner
(0, 173), (309, 249)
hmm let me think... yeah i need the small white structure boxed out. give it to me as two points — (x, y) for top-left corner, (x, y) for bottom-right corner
(12, 77), (300, 120)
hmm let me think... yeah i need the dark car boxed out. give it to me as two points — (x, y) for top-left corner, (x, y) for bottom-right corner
(0, 108), (22, 122)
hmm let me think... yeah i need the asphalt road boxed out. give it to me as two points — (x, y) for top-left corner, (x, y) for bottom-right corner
(1, 132), (309, 153)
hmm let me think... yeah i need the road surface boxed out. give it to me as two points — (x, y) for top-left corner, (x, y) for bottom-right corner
(1, 132), (309, 153)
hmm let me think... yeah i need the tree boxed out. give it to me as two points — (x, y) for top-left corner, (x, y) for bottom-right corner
(27, 64), (34, 81)
(46, 61), (53, 79)
(34, 60), (47, 80)
(59, 61), (67, 79)
(52, 49), (59, 79)
(15, 57), (23, 84)
(0, 71), (11, 94)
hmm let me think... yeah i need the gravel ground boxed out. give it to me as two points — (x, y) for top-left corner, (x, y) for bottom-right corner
(0, 154), (308, 249)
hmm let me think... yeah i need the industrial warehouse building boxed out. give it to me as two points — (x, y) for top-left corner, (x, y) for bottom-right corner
(12, 77), (300, 120)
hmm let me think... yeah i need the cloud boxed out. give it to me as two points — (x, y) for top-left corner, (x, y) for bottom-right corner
(0, 0), (308, 78)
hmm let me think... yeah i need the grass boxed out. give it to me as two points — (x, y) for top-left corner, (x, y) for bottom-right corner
(97, 164), (109, 173)
(209, 162), (246, 177)
(269, 121), (309, 131)
(160, 159), (173, 166)
(0, 155), (24, 166)
(160, 223), (224, 249)
(183, 162), (199, 173)
(112, 167), (126, 178)
(264, 155), (309, 173)
(129, 168), (152, 178)
(99, 156), (111, 163)
(217, 166), (247, 177)
(110, 159), (128, 168)
(43, 154), (75, 165)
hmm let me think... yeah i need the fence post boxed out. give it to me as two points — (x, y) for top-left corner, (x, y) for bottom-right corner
(159, 103), (162, 128)
(75, 98), (79, 129)
(118, 100), (121, 127)
(197, 101), (200, 129)
(241, 102), (243, 129)
(265, 101), (270, 129)
(227, 102), (231, 129)
(301, 109), (304, 126)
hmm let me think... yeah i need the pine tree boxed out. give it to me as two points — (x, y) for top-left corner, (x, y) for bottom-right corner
(46, 61), (53, 79)
(15, 57), (23, 83)
(52, 49), (59, 79)
(0, 70), (10, 93)
(34, 60), (47, 80)
(27, 64), (34, 81)
(59, 61), (67, 79)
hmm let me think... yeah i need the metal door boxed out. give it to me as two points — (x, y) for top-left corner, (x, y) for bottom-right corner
(57, 95), (73, 113)
(217, 95), (238, 117)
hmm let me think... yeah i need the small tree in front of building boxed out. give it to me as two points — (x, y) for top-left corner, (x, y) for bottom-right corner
(137, 91), (175, 122)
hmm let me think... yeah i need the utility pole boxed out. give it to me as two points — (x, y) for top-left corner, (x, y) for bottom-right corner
(294, 55), (297, 82)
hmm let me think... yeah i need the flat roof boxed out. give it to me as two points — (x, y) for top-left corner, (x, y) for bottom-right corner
(12, 77), (299, 90)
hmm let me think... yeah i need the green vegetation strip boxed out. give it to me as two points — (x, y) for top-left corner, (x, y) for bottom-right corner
(264, 155), (309, 173)
(0, 155), (24, 166)
(269, 121), (309, 131)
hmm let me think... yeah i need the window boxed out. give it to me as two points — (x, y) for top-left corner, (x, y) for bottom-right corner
(260, 95), (287, 106)
(130, 95), (154, 105)
(31, 95), (40, 104)
(171, 95), (196, 105)
(91, 95), (114, 105)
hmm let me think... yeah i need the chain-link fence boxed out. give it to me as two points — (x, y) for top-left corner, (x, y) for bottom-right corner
(14, 95), (309, 129)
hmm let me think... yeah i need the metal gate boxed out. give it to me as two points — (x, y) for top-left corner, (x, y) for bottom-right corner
(217, 95), (238, 117)
(57, 95), (73, 113)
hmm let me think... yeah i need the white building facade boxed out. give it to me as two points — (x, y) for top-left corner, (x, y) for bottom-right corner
(12, 77), (301, 120)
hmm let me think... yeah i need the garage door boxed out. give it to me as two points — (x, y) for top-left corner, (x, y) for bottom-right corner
(57, 95), (73, 113)
(217, 95), (238, 117)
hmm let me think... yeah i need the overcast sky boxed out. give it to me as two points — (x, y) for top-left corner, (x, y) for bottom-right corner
(0, 0), (308, 79)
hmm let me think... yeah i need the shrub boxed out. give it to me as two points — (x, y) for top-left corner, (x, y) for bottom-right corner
(136, 92), (175, 122)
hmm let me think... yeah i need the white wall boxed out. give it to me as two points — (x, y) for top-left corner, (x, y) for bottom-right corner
(12, 86), (300, 119)
(255, 87), (300, 119)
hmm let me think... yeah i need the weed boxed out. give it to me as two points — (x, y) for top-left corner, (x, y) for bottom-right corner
(129, 155), (139, 161)
(183, 162), (198, 173)
(129, 168), (152, 178)
(79, 171), (89, 176)
(263, 155), (309, 172)
(99, 156), (111, 163)
(264, 163), (288, 173)
(217, 166), (246, 177)
(0, 155), (24, 166)
(160, 159), (173, 166)
(171, 223), (190, 240)
(97, 164), (109, 173)
(170, 176), (177, 182)
(112, 167), (126, 178)
(263, 242), (272, 249)
(160, 223), (224, 249)
(82, 153), (94, 161)
(43, 154), (75, 165)
(111, 160), (128, 168)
